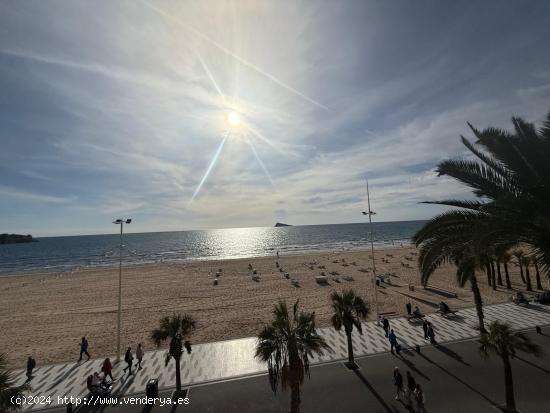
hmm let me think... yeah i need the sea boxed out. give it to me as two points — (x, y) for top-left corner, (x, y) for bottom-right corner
(0, 221), (426, 276)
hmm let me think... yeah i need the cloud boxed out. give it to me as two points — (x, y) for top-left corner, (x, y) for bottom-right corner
(1, 0), (550, 236)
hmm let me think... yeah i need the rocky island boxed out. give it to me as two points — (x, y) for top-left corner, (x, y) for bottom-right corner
(0, 234), (36, 244)
(274, 222), (291, 227)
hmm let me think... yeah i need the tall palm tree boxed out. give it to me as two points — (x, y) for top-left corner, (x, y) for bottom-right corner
(415, 113), (550, 282)
(513, 250), (526, 285)
(496, 259), (503, 286)
(330, 290), (369, 368)
(0, 353), (29, 412)
(521, 256), (533, 291)
(256, 301), (329, 413)
(499, 252), (513, 289)
(151, 314), (195, 396)
(479, 321), (541, 412)
(533, 257), (543, 290)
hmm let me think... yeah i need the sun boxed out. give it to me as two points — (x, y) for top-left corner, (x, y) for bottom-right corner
(227, 111), (241, 127)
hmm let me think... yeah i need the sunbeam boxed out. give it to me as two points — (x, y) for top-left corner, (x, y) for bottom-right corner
(140, 0), (328, 111)
(188, 133), (228, 205)
(246, 137), (274, 186)
(194, 50), (226, 103)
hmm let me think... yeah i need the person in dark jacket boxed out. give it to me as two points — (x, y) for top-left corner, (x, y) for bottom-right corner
(79, 337), (90, 362)
(26, 356), (36, 381)
(406, 371), (416, 407)
(388, 329), (399, 354)
(123, 347), (133, 375)
(383, 317), (390, 337)
(393, 367), (404, 400)
(406, 302), (412, 316)
(101, 358), (114, 381)
(422, 320), (429, 340)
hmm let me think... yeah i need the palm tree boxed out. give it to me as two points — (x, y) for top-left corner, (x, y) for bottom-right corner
(151, 314), (195, 396)
(513, 251), (526, 285)
(521, 256), (533, 291)
(496, 259), (503, 286)
(414, 113), (550, 281)
(479, 321), (541, 412)
(330, 290), (369, 368)
(499, 252), (513, 289)
(533, 257), (543, 290)
(0, 353), (29, 412)
(256, 301), (329, 413)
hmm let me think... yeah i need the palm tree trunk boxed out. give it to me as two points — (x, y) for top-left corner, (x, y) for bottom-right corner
(470, 276), (486, 334)
(290, 379), (301, 413)
(502, 353), (516, 412)
(518, 260), (526, 284)
(504, 263), (512, 290)
(535, 263), (543, 290)
(346, 331), (355, 366)
(490, 261), (497, 290)
(485, 264), (492, 286)
(175, 357), (182, 393)
(497, 262), (503, 286)
(525, 266), (532, 291)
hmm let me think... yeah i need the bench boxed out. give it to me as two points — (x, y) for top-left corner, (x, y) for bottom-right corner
(424, 285), (458, 298)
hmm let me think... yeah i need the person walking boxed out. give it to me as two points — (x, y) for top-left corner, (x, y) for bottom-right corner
(406, 371), (416, 408)
(79, 337), (90, 362)
(26, 356), (36, 381)
(406, 302), (412, 316)
(415, 383), (426, 412)
(135, 343), (144, 370)
(123, 347), (133, 375)
(101, 358), (114, 381)
(427, 324), (436, 344)
(393, 367), (404, 400)
(422, 320), (429, 340)
(388, 329), (399, 354)
(383, 317), (390, 337)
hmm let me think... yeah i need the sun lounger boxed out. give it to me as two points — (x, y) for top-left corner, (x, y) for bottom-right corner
(315, 275), (329, 284)
(291, 279), (300, 287)
(252, 275), (260, 282)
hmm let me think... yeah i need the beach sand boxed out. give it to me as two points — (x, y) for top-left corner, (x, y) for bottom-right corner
(0, 246), (529, 368)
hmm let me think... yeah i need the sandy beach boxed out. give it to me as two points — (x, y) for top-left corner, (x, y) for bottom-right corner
(0, 246), (528, 368)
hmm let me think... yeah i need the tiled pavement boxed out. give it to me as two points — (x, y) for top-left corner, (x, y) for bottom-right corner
(13, 302), (550, 411)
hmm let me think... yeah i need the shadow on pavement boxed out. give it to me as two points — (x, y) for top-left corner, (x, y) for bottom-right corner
(419, 353), (497, 408)
(514, 355), (550, 375)
(397, 354), (430, 381)
(434, 344), (470, 366)
(353, 369), (399, 413)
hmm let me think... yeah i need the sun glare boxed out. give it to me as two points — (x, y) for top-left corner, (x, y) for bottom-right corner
(227, 111), (241, 127)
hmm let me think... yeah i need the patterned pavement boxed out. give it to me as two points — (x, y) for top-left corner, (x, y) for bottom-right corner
(13, 302), (550, 411)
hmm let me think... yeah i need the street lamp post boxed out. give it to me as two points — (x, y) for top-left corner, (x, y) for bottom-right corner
(113, 218), (132, 362)
(362, 180), (380, 322)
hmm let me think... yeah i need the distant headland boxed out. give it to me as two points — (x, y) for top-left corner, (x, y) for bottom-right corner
(0, 234), (36, 244)
(274, 222), (292, 227)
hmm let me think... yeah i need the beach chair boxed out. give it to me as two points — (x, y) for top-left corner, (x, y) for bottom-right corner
(315, 275), (329, 285)
(291, 279), (300, 287)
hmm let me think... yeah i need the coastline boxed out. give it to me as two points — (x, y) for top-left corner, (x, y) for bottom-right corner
(0, 245), (523, 368)
(0, 239), (414, 277)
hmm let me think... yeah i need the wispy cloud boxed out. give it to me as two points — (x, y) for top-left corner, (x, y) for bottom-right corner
(1, 0), (550, 236)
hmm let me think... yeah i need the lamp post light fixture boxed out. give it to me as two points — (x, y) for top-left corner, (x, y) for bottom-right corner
(113, 218), (132, 362)
(362, 180), (380, 322)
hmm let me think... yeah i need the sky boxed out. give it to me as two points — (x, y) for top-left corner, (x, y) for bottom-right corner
(1, 0), (550, 237)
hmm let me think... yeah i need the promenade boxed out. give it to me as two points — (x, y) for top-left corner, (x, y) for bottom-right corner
(13, 302), (550, 411)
